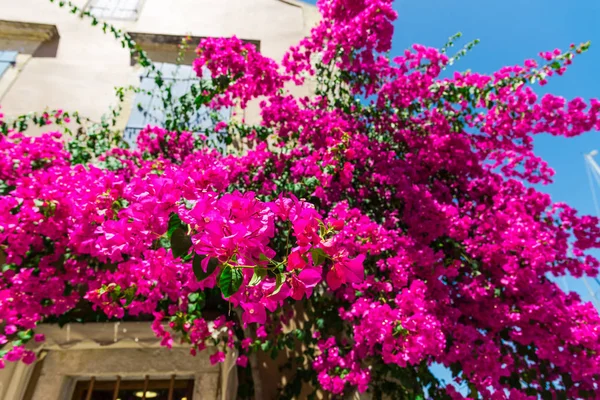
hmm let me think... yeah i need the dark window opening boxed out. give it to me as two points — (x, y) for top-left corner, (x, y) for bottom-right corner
(71, 376), (194, 400)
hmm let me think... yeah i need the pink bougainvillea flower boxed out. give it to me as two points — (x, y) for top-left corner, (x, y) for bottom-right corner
(2, 1), (600, 398)
(241, 301), (267, 325)
(209, 351), (226, 365)
(326, 253), (366, 290)
(287, 249), (307, 271)
(290, 266), (323, 300)
(236, 355), (249, 367)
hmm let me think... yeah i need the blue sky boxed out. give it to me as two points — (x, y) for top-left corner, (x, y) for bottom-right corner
(302, 0), (600, 306)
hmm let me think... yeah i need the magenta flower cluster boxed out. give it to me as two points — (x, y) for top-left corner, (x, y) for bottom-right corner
(2, 0), (600, 398)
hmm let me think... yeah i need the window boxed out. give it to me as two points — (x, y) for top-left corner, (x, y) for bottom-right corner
(124, 63), (231, 149)
(0, 20), (60, 59)
(71, 376), (194, 400)
(0, 51), (17, 79)
(88, 0), (144, 20)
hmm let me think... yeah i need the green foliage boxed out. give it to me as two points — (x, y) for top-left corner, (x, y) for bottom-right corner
(219, 267), (243, 298)
(248, 268), (267, 287)
(192, 255), (219, 281)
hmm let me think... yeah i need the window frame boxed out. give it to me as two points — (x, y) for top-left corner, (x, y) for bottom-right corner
(123, 62), (232, 150)
(86, 0), (146, 21)
(3, 322), (225, 400)
(121, 33), (261, 150)
(0, 50), (18, 79)
(71, 376), (194, 400)
(0, 20), (60, 99)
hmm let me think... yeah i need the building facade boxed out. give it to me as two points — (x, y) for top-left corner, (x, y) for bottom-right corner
(0, 1), (318, 399)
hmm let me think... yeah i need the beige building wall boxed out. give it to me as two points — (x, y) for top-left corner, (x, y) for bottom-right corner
(0, 0), (319, 126)
(0, 322), (227, 400)
(0, 1), (319, 399)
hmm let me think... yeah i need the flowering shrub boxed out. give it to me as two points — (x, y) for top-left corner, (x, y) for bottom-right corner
(2, 0), (600, 398)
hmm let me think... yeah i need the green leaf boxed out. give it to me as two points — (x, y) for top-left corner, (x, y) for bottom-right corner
(194, 94), (210, 108)
(192, 254), (219, 281)
(260, 340), (272, 352)
(219, 267), (243, 298)
(468, 383), (478, 398)
(196, 292), (206, 309)
(124, 286), (136, 306)
(285, 337), (295, 350)
(17, 330), (32, 341)
(393, 323), (409, 337)
(2, 264), (15, 273)
(270, 273), (285, 296)
(183, 199), (195, 210)
(248, 267), (267, 287)
(181, 252), (194, 262)
(310, 248), (328, 266)
(187, 292), (206, 313)
(170, 228), (192, 258)
(167, 212), (184, 238)
(293, 329), (305, 340)
(158, 236), (171, 249)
